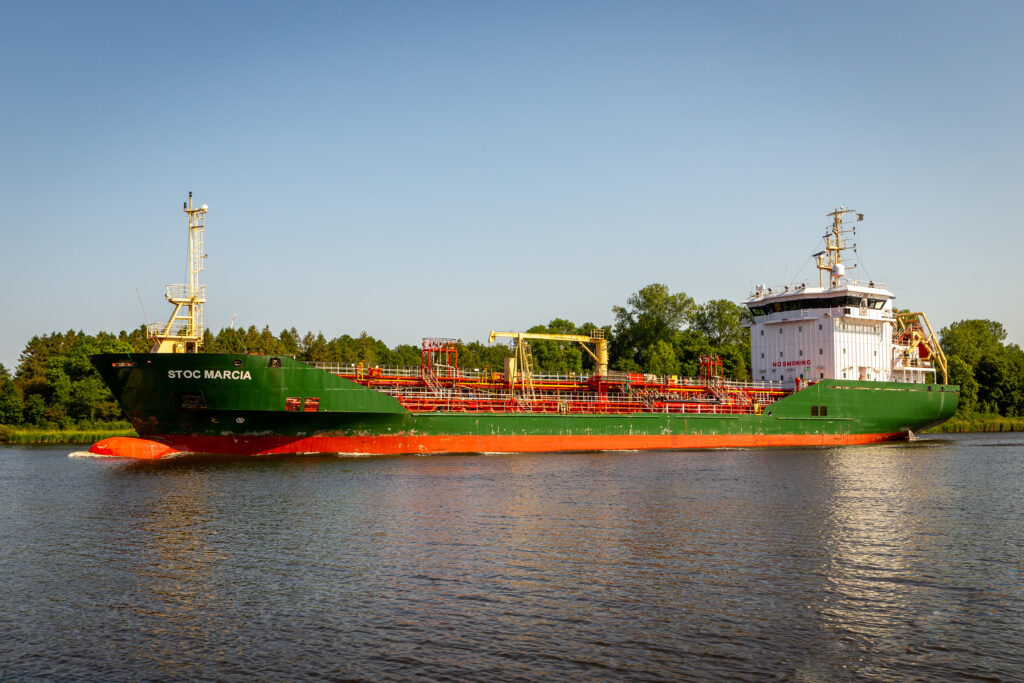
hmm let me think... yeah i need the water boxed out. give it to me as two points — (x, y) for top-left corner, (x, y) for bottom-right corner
(2, 434), (1022, 681)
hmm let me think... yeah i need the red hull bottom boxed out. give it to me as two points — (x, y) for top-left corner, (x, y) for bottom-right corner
(89, 432), (908, 459)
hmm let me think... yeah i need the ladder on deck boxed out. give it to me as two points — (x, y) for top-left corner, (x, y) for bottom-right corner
(705, 381), (732, 404)
(422, 365), (445, 398)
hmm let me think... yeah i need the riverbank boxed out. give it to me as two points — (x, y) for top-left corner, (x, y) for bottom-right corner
(0, 424), (135, 445)
(927, 416), (1024, 433)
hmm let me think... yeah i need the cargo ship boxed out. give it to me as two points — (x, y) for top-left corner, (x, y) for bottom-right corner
(87, 196), (958, 458)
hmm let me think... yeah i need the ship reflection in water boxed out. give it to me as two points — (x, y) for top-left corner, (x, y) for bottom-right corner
(3, 436), (1023, 680)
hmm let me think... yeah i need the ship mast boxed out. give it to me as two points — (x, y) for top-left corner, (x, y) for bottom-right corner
(814, 207), (862, 288)
(147, 193), (208, 353)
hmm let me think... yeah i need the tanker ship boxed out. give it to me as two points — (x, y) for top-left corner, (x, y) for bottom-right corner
(87, 196), (958, 459)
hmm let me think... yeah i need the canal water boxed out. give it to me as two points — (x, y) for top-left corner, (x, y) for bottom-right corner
(2, 433), (1022, 681)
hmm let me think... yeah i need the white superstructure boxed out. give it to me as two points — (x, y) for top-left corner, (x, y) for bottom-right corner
(744, 208), (946, 387)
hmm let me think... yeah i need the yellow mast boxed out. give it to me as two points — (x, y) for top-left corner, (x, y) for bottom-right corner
(147, 193), (208, 353)
(815, 207), (862, 288)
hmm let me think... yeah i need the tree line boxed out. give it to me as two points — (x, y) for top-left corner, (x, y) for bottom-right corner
(0, 282), (1019, 428)
(940, 319), (1024, 418)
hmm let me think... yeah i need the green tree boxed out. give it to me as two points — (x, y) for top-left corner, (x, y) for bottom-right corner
(691, 299), (750, 347)
(939, 319), (1022, 417)
(256, 326), (284, 355)
(644, 340), (680, 376)
(279, 328), (301, 356)
(975, 346), (1024, 416)
(945, 355), (978, 415)
(23, 394), (46, 426)
(117, 325), (152, 353)
(675, 328), (713, 378)
(458, 341), (509, 374)
(201, 329), (219, 352)
(526, 319), (586, 374)
(940, 320), (1007, 369)
(691, 299), (752, 380)
(214, 327), (247, 353)
(611, 284), (695, 371)
(300, 331), (329, 363)
(0, 364), (23, 425)
(389, 344), (422, 366)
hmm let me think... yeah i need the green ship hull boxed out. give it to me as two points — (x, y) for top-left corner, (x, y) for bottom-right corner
(89, 353), (959, 457)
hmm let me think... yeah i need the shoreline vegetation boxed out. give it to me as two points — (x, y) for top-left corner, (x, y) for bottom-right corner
(927, 416), (1024, 434)
(1, 286), (1022, 443)
(0, 425), (135, 445)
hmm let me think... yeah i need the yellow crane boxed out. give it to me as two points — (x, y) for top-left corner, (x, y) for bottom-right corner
(488, 329), (609, 378)
(895, 311), (949, 384)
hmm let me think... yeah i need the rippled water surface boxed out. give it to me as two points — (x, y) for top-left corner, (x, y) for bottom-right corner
(2, 434), (1023, 681)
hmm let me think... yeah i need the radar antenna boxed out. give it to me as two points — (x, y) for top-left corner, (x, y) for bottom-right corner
(815, 207), (862, 287)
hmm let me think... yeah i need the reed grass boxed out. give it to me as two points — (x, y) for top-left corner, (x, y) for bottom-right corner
(0, 426), (136, 444)
(927, 415), (1024, 433)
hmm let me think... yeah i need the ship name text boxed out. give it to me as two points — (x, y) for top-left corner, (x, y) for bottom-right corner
(167, 369), (253, 380)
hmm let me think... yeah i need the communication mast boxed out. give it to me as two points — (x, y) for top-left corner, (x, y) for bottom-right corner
(814, 207), (862, 287)
(148, 193), (208, 353)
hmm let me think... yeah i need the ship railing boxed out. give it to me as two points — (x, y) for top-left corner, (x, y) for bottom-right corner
(164, 284), (206, 301)
(893, 358), (935, 369)
(846, 278), (886, 288)
(312, 362), (602, 384)
(312, 363), (422, 378)
(748, 278), (887, 297)
(376, 386), (783, 414)
(146, 320), (194, 337)
(528, 371), (595, 382)
(310, 361), (786, 394)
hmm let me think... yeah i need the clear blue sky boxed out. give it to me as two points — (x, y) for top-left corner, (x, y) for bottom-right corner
(2, 1), (1022, 370)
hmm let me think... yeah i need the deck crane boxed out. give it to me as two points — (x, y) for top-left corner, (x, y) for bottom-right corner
(488, 330), (609, 382)
(894, 311), (949, 384)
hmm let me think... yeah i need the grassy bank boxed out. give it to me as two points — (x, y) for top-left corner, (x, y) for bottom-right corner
(0, 424), (135, 444)
(927, 415), (1024, 433)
